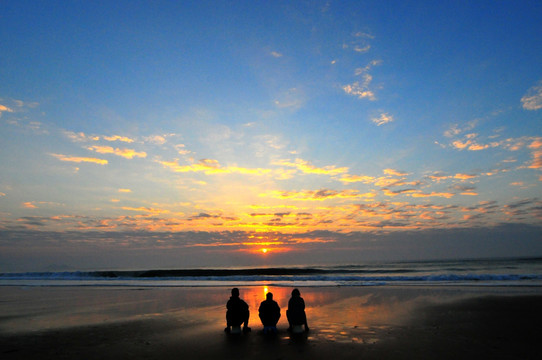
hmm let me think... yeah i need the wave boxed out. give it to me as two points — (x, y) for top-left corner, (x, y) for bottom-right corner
(2, 258), (541, 286)
(1, 271), (541, 284)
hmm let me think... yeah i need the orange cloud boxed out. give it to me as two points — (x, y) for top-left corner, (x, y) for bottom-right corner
(262, 189), (373, 201)
(63, 131), (100, 142)
(51, 153), (108, 165)
(158, 159), (271, 175)
(103, 135), (134, 143)
(339, 174), (375, 184)
(383, 168), (408, 176)
(118, 188), (132, 193)
(454, 173), (477, 180)
(410, 191), (455, 199)
(452, 140), (472, 150)
(528, 139), (542, 149)
(0, 104), (14, 114)
(121, 206), (170, 215)
(87, 145), (146, 159)
(274, 158), (349, 176)
(22, 202), (37, 209)
(468, 144), (489, 151)
(374, 177), (402, 187)
(372, 113), (394, 126)
(528, 150), (542, 169)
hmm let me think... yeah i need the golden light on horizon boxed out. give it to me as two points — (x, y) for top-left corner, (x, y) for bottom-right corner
(261, 248), (268, 254)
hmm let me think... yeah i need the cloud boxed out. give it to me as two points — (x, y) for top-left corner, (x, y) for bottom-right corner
(521, 81), (542, 110)
(451, 140), (472, 150)
(372, 113), (394, 126)
(383, 169), (408, 176)
(175, 144), (191, 155)
(382, 188), (418, 197)
(467, 143), (490, 151)
(342, 75), (376, 100)
(64, 131), (91, 142)
(120, 206), (170, 215)
(50, 153), (108, 165)
(261, 189), (374, 201)
(270, 51), (283, 58)
(353, 45), (371, 53)
(527, 139), (542, 169)
(339, 174), (376, 184)
(410, 191), (455, 199)
(158, 158), (271, 176)
(274, 87), (306, 109)
(22, 202), (37, 209)
(103, 135), (135, 143)
(0, 104), (14, 116)
(342, 60), (381, 101)
(144, 135), (168, 145)
(273, 158), (349, 176)
(87, 145), (147, 159)
(450, 184), (478, 196)
(118, 189), (132, 193)
(450, 132), (501, 151)
(528, 150), (542, 169)
(343, 32), (374, 54)
(454, 173), (477, 180)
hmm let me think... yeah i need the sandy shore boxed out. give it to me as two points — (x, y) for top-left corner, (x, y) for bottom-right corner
(1, 286), (541, 359)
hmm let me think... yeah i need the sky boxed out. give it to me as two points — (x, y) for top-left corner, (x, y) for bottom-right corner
(1, 0), (541, 271)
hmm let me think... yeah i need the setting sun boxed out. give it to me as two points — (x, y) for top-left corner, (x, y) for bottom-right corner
(261, 248), (268, 254)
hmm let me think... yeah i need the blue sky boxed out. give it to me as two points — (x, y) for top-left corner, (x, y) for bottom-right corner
(1, 1), (541, 271)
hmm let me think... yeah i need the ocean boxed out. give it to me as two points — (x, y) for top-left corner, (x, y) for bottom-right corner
(1, 257), (541, 288)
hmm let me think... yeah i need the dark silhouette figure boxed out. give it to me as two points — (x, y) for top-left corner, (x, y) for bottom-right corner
(258, 292), (281, 334)
(287, 288), (309, 332)
(225, 288), (251, 333)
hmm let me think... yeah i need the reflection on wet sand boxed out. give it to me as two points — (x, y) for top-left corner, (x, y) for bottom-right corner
(232, 286), (469, 345)
(1, 284), (469, 346)
(217, 286), (423, 344)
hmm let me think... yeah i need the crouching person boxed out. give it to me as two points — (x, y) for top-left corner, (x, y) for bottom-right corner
(225, 288), (251, 334)
(287, 288), (309, 333)
(258, 292), (281, 334)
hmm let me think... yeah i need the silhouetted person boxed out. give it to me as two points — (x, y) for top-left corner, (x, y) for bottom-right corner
(287, 288), (309, 332)
(258, 292), (281, 334)
(225, 288), (251, 333)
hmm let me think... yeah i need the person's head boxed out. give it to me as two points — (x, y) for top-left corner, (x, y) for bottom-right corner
(266, 292), (273, 300)
(231, 288), (240, 297)
(291, 288), (300, 297)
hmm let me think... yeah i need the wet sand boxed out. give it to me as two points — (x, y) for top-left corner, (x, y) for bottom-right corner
(1, 286), (541, 359)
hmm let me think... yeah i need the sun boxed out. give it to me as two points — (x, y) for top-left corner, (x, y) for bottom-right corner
(261, 248), (268, 254)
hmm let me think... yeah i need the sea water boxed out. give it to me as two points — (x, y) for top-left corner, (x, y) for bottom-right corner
(1, 257), (541, 288)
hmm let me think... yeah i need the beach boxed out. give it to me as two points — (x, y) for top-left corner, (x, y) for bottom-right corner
(1, 286), (541, 359)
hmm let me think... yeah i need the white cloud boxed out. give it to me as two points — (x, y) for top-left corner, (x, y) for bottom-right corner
(274, 87), (305, 109)
(144, 135), (168, 145)
(521, 81), (542, 110)
(372, 113), (394, 126)
(342, 60), (381, 101)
